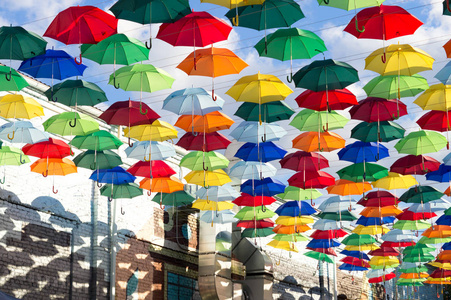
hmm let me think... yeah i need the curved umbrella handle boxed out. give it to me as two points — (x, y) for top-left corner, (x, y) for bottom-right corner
(275, 259), (280, 266)
(261, 133), (267, 143)
(96, 181), (103, 188)
(355, 18), (365, 33)
(139, 103), (148, 115)
(261, 204), (266, 212)
(144, 154), (150, 162)
(323, 0), (329, 4)
(69, 118), (77, 128)
(232, 16), (239, 26)
(147, 190), (152, 196)
(121, 207), (125, 215)
(192, 126), (199, 137)
(203, 161), (209, 171)
(42, 170), (49, 177)
(348, 205), (352, 212)
(5, 70), (11, 81)
(286, 73), (293, 83)
(128, 137), (134, 148)
(7, 131), (14, 140)
(90, 162), (96, 170)
(19, 154), (26, 164)
(193, 56), (197, 71)
(145, 38), (152, 50)
(113, 76), (120, 89)
(0, 173), (5, 184)
(265, 40), (268, 55)
(381, 52), (386, 63)
(375, 153), (379, 161)
(52, 185), (58, 194)
(447, 0), (451, 13)
(160, 202), (165, 210)
(211, 89), (217, 101)
(216, 210), (220, 218)
(422, 161), (428, 173)
(310, 199), (315, 207)
(50, 90), (58, 102)
(74, 53), (83, 65)
(322, 123), (329, 132)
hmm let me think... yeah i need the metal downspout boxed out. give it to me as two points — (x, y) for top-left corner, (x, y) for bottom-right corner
(89, 181), (98, 300)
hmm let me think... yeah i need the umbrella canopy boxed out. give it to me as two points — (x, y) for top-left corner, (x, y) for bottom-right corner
(326, 179), (372, 196)
(152, 191), (195, 207)
(43, 112), (99, 136)
(235, 101), (295, 123)
(180, 151), (229, 171)
(360, 206), (402, 218)
(369, 247), (400, 257)
(99, 99), (161, 127)
(235, 206), (276, 220)
(363, 75), (428, 100)
(44, 6), (118, 45)
(312, 219), (341, 231)
(232, 194), (276, 207)
(289, 109), (349, 132)
(317, 0), (385, 10)
(353, 225), (390, 235)
(275, 200), (317, 216)
(274, 224), (311, 234)
(317, 211), (358, 221)
(184, 169), (231, 187)
(0, 66), (29, 91)
(306, 239), (341, 249)
(175, 111), (234, 133)
(337, 141), (389, 163)
(139, 176), (184, 193)
(397, 208), (436, 220)
(163, 87), (224, 116)
(393, 220), (431, 230)
(305, 251), (333, 263)
(30, 158), (77, 177)
(293, 131), (345, 152)
(200, 0), (264, 9)
(230, 121), (287, 143)
(310, 229), (348, 239)
(0, 121), (48, 144)
(337, 162), (389, 182)
(372, 172), (418, 190)
(196, 184), (240, 202)
(288, 170), (335, 189)
(434, 60), (451, 85)
(357, 216), (395, 226)
(44, 79), (108, 106)
(73, 150), (122, 170)
(177, 132), (231, 151)
(350, 97), (408, 122)
(0, 26), (46, 61)
(70, 130), (123, 151)
(395, 130), (447, 155)
(100, 182), (143, 199)
(417, 110), (451, 132)
(0, 94), (44, 119)
(414, 83), (451, 111)
(243, 228), (275, 238)
(273, 233), (308, 242)
(426, 164), (451, 182)
(125, 140), (175, 161)
(236, 219), (274, 229)
(127, 160), (176, 178)
(229, 161), (277, 180)
(89, 166), (136, 185)
(358, 191), (398, 207)
(317, 196), (356, 212)
(279, 151), (329, 172)
(192, 199), (234, 211)
(340, 257), (370, 268)
(344, 4), (423, 40)
(0, 146), (30, 166)
(23, 138), (71, 159)
(240, 177), (285, 196)
(390, 155), (440, 175)
(267, 240), (298, 252)
(234, 142), (287, 162)
(199, 210), (237, 224)
(351, 121), (405, 143)
(123, 120), (178, 142)
(295, 89), (357, 111)
(277, 186), (322, 201)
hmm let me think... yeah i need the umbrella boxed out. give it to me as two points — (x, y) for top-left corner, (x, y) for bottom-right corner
(360, 206), (402, 217)
(230, 121), (287, 143)
(365, 44), (434, 76)
(417, 110), (451, 132)
(18, 49), (87, 80)
(310, 229), (347, 239)
(139, 176), (184, 193)
(414, 83), (451, 111)
(288, 170), (335, 189)
(393, 220), (431, 230)
(372, 172), (418, 190)
(184, 169), (231, 187)
(44, 79), (108, 107)
(390, 155), (440, 175)
(317, 0), (385, 10)
(295, 89), (357, 111)
(0, 146), (30, 167)
(344, 4), (423, 40)
(340, 257), (370, 268)
(180, 151), (229, 171)
(127, 160), (176, 178)
(274, 224), (311, 234)
(289, 109), (349, 132)
(0, 121), (48, 144)
(199, 210), (237, 224)
(70, 130), (123, 151)
(236, 219), (274, 229)
(435, 61), (451, 85)
(233, 194), (276, 207)
(312, 219), (341, 231)
(125, 140), (175, 161)
(73, 150), (122, 170)
(317, 196), (356, 212)
(279, 151), (329, 172)
(89, 166), (136, 185)
(326, 179), (372, 195)
(0, 66), (29, 91)
(267, 240), (298, 252)
(240, 177), (285, 196)
(382, 230), (418, 243)
(426, 164), (451, 182)
(100, 182), (143, 199)
(276, 186), (322, 201)
(369, 247), (400, 257)
(273, 233), (308, 242)
(175, 111), (234, 133)
(235, 206), (276, 220)
(353, 225), (390, 235)
(342, 234), (377, 246)
(363, 75), (428, 100)
(337, 141), (389, 163)
(306, 239), (341, 249)
(395, 130), (447, 155)
(43, 112), (99, 136)
(0, 94), (44, 119)
(351, 121), (405, 143)
(163, 87), (224, 116)
(196, 184), (240, 202)
(396, 208), (436, 220)
(292, 131), (345, 152)
(317, 211), (358, 221)
(350, 97), (408, 122)
(243, 228), (275, 238)
(357, 191), (398, 207)
(192, 199), (234, 211)
(123, 120), (178, 142)
(23, 138), (71, 159)
(177, 132), (231, 151)
(30, 157), (77, 193)
(305, 251), (333, 263)
(356, 216), (395, 226)
(235, 101), (295, 123)
(337, 162), (388, 182)
(151, 191), (195, 207)
(229, 161), (277, 180)
(275, 200), (317, 216)
(0, 25), (46, 61)
(234, 142), (287, 162)
(368, 273), (397, 283)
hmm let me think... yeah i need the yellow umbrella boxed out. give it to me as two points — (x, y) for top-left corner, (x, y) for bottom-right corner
(365, 44), (434, 76)
(200, 0), (264, 9)
(0, 94), (44, 119)
(369, 256), (399, 268)
(345, 244), (379, 251)
(192, 199), (234, 211)
(414, 83), (451, 112)
(326, 179), (372, 195)
(372, 172), (418, 190)
(275, 215), (314, 226)
(424, 278), (451, 284)
(353, 225), (390, 235)
(123, 120), (177, 142)
(267, 240), (299, 252)
(429, 261), (451, 270)
(184, 169), (231, 187)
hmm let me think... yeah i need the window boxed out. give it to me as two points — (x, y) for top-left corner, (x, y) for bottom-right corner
(167, 272), (198, 300)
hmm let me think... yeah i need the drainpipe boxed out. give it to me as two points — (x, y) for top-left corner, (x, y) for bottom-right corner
(108, 197), (117, 300)
(89, 181), (98, 300)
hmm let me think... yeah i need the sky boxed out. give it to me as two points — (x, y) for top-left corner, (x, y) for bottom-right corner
(1, 0), (451, 198)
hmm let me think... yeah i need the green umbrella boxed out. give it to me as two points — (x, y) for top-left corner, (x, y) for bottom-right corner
(277, 186), (322, 201)
(396, 281), (424, 286)
(235, 206), (276, 220)
(393, 220), (431, 230)
(273, 233), (309, 242)
(317, 0), (385, 10)
(403, 244), (435, 256)
(254, 28), (326, 81)
(43, 112), (99, 136)
(151, 191), (195, 206)
(73, 150), (123, 170)
(110, 64), (174, 92)
(402, 254), (434, 263)
(317, 211), (358, 221)
(304, 251), (333, 263)
(363, 74), (428, 99)
(418, 236), (451, 244)
(289, 109), (349, 132)
(293, 59), (359, 91)
(0, 26), (46, 61)
(399, 264), (428, 273)
(44, 79), (108, 106)
(235, 101), (295, 123)
(337, 162), (388, 182)
(100, 182), (143, 199)
(395, 130), (447, 155)
(351, 121), (405, 142)
(180, 151), (229, 171)
(342, 233), (377, 246)
(241, 227), (274, 238)
(399, 186), (444, 204)
(70, 130), (123, 151)
(0, 146), (30, 166)
(0, 65), (29, 91)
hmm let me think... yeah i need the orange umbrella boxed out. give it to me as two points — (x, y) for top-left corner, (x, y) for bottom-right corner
(139, 176), (184, 194)
(438, 250), (451, 261)
(326, 179), (372, 196)
(175, 111), (234, 133)
(422, 225), (451, 238)
(293, 131), (345, 152)
(400, 272), (429, 279)
(445, 186), (451, 196)
(30, 157), (77, 194)
(444, 39), (451, 58)
(360, 206), (403, 218)
(273, 224), (311, 234)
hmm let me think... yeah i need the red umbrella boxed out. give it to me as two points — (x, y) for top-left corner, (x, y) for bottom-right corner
(340, 257), (370, 268)
(430, 269), (451, 278)
(22, 138), (71, 159)
(294, 89), (357, 111)
(127, 160), (176, 178)
(344, 4), (423, 40)
(417, 110), (451, 132)
(237, 218), (274, 229)
(99, 99), (160, 127)
(350, 97), (407, 123)
(156, 11), (232, 47)
(310, 229), (348, 239)
(396, 208), (436, 221)
(232, 193), (276, 207)
(368, 273), (396, 283)
(279, 151), (329, 172)
(390, 155), (440, 175)
(357, 191), (399, 207)
(177, 132), (231, 151)
(288, 170), (335, 189)
(307, 247), (337, 256)
(368, 247), (400, 257)
(381, 241), (415, 248)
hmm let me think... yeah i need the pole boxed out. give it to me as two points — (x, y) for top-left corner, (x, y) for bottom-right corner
(109, 197), (118, 300)
(89, 181), (98, 300)
(333, 256), (338, 300)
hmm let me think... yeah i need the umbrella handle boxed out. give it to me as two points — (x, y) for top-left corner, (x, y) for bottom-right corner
(261, 133), (267, 143)
(0, 173), (5, 184)
(355, 18), (365, 33)
(203, 161), (209, 171)
(216, 210), (220, 217)
(7, 131), (14, 140)
(5, 69), (11, 81)
(90, 163), (96, 170)
(415, 231), (419, 237)
(261, 204), (266, 212)
(52, 185), (58, 194)
(69, 118), (77, 128)
(232, 16), (239, 26)
(322, 123), (329, 132)
(323, 0), (329, 4)
(160, 202), (165, 210)
(139, 103), (148, 115)
(348, 205), (352, 212)
(19, 154), (26, 164)
(191, 127), (199, 136)
(211, 89), (217, 101)
(143, 154), (150, 162)
(121, 207), (125, 215)
(128, 137), (134, 148)
(147, 190), (152, 196)
(113, 77), (120, 89)
(422, 161), (428, 173)
(447, 0), (451, 13)
(286, 73), (293, 83)
(275, 259), (280, 266)
(310, 199), (315, 207)
(97, 181), (103, 188)
(42, 170), (48, 177)
(265, 40), (268, 55)
(145, 38), (152, 50)
(381, 52), (386, 63)
(375, 153), (379, 161)
(74, 53), (83, 65)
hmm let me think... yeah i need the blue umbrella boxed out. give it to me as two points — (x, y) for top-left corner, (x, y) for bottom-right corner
(337, 141), (389, 163)
(426, 164), (451, 182)
(18, 49), (87, 80)
(230, 121), (287, 143)
(338, 264), (368, 271)
(434, 61), (451, 85)
(437, 215), (451, 226)
(196, 184), (240, 202)
(124, 141), (176, 161)
(306, 238), (341, 248)
(234, 141), (287, 162)
(443, 152), (451, 166)
(89, 166), (136, 185)
(162, 87), (225, 115)
(275, 200), (316, 216)
(443, 242), (451, 250)
(241, 177), (285, 196)
(356, 216), (395, 226)
(340, 250), (370, 260)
